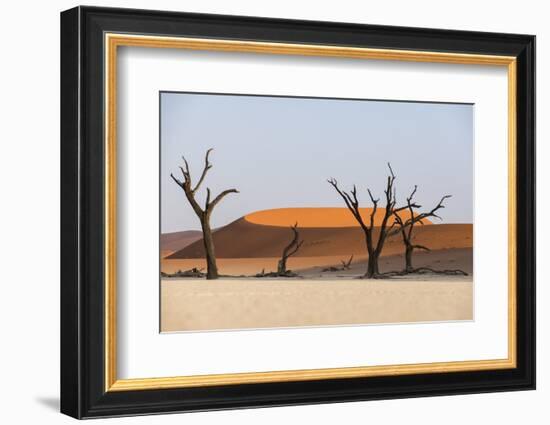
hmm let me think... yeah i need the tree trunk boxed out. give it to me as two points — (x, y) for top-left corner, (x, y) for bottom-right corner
(365, 252), (379, 278)
(405, 244), (414, 272)
(277, 258), (286, 275)
(201, 218), (218, 279)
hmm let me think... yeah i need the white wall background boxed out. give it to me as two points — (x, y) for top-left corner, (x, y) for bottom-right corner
(0, 0), (545, 423)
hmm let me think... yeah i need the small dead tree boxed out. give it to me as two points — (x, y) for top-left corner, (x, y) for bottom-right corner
(328, 164), (413, 278)
(322, 255), (354, 272)
(277, 222), (304, 275)
(341, 255), (354, 270)
(393, 186), (451, 272)
(170, 148), (238, 279)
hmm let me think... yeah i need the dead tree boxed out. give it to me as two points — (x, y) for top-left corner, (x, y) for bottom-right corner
(170, 148), (238, 279)
(341, 255), (354, 270)
(393, 185), (451, 272)
(328, 164), (413, 278)
(322, 255), (354, 272)
(277, 222), (304, 275)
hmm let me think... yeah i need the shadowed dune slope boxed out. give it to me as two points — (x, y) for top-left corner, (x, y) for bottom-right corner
(167, 218), (472, 259)
(160, 230), (202, 254)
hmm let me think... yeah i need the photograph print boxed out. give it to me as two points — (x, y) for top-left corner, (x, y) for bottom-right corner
(160, 92), (473, 332)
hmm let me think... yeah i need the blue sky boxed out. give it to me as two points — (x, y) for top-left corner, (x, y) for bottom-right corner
(161, 92), (473, 233)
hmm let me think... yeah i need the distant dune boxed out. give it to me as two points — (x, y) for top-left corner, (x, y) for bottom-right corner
(245, 207), (432, 228)
(166, 208), (471, 260)
(160, 230), (202, 258)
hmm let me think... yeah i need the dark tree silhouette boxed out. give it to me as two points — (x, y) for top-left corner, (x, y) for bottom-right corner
(328, 164), (413, 278)
(340, 255), (354, 270)
(277, 222), (304, 275)
(170, 148), (238, 280)
(393, 186), (451, 272)
(322, 255), (354, 272)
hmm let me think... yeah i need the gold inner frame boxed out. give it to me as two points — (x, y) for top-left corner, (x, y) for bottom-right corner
(104, 33), (517, 392)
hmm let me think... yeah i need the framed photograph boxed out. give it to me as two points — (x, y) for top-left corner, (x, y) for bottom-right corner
(60, 6), (535, 419)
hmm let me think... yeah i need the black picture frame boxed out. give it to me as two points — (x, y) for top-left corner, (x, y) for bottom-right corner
(61, 5), (535, 419)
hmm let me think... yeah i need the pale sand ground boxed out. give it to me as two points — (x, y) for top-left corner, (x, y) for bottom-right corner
(161, 277), (473, 332)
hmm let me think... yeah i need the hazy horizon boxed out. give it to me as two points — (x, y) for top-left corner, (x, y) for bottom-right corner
(161, 92), (473, 234)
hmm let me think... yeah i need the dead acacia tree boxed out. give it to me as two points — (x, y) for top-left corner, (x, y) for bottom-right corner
(170, 148), (238, 280)
(393, 186), (451, 273)
(322, 255), (354, 272)
(340, 255), (354, 270)
(277, 222), (304, 275)
(328, 164), (414, 278)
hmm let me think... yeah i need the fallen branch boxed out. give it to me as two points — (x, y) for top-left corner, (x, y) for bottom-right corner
(162, 267), (206, 278)
(369, 267), (468, 279)
(322, 266), (341, 272)
(254, 269), (301, 278)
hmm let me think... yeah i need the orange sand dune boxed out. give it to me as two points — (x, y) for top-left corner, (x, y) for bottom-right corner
(245, 207), (432, 228)
(167, 217), (471, 260)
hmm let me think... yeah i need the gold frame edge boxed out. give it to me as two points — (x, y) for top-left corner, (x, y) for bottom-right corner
(104, 33), (518, 392)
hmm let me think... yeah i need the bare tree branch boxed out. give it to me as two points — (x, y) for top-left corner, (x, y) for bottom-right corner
(170, 173), (184, 189)
(287, 240), (304, 258)
(341, 255), (354, 269)
(205, 187), (211, 210)
(412, 244), (431, 251)
(192, 148), (213, 193)
(208, 188), (239, 212)
(180, 156), (191, 184)
(328, 178), (367, 229)
(387, 162), (396, 179)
